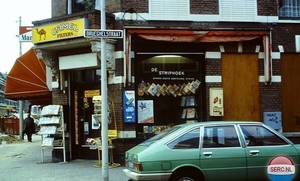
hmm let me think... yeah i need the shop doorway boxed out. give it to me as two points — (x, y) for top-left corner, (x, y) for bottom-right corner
(222, 54), (260, 121)
(281, 54), (300, 132)
(70, 69), (101, 159)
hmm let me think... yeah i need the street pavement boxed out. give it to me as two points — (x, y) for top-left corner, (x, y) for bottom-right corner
(0, 134), (128, 181)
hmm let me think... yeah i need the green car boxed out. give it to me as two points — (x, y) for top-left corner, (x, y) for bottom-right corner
(123, 121), (300, 181)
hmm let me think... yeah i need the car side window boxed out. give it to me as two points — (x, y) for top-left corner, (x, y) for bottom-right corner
(203, 125), (240, 148)
(167, 128), (200, 149)
(240, 125), (288, 146)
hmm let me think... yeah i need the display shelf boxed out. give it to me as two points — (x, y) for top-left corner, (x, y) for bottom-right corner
(38, 105), (67, 163)
(180, 95), (199, 123)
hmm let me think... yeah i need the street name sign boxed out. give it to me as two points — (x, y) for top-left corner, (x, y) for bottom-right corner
(84, 29), (123, 38)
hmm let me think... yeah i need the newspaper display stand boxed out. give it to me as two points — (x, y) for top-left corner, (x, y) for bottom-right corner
(37, 105), (67, 163)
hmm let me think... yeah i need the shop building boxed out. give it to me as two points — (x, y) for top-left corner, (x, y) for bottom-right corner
(5, 0), (300, 163)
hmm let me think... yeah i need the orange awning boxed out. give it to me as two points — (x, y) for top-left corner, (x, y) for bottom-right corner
(4, 48), (51, 104)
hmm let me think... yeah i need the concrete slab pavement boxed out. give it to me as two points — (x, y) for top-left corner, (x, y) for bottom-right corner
(0, 134), (128, 181)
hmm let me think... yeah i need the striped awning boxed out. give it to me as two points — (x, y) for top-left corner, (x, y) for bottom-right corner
(4, 48), (51, 104)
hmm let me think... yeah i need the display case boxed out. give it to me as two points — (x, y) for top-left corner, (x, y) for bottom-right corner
(37, 105), (67, 163)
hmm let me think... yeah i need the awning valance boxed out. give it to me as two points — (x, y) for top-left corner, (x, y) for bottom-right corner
(128, 29), (269, 42)
(4, 48), (51, 105)
(124, 29), (272, 86)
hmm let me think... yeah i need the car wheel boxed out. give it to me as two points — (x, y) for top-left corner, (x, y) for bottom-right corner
(170, 171), (201, 181)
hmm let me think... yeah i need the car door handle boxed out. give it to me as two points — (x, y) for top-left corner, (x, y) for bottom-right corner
(203, 152), (213, 156)
(249, 150), (259, 156)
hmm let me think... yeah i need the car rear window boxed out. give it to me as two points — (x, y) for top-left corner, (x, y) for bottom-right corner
(139, 126), (181, 146)
(167, 128), (200, 149)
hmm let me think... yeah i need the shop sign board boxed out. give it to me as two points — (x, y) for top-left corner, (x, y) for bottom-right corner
(84, 90), (100, 98)
(84, 29), (123, 39)
(19, 26), (33, 42)
(32, 18), (88, 44)
(263, 112), (282, 130)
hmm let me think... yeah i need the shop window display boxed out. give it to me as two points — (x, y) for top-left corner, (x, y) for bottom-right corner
(135, 54), (203, 138)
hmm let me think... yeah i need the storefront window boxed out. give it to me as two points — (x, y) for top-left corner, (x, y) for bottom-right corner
(135, 53), (204, 137)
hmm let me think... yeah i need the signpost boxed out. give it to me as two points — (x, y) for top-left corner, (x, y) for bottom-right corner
(84, 29), (123, 38)
(84, 2), (123, 180)
(18, 16), (24, 140)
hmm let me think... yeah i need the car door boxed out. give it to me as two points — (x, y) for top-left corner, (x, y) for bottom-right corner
(240, 124), (300, 181)
(200, 125), (247, 181)
(166, 127), (201, 168)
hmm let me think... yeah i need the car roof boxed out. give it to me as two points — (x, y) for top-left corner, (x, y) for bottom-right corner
(176, 121), (264, 128)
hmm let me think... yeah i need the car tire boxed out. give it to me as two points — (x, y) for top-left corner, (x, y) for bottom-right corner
(170, 171), (201, 181)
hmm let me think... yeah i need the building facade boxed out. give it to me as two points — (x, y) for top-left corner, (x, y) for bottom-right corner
(0, 73), (19, 117)
(7, 0), (300, 163)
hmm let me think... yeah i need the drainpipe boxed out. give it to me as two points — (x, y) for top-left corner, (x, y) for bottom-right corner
(264, 33), (272, 85)
(123, 30), (127, 87)
(67, 0), (72, 14)
(125, 31), (132, 87)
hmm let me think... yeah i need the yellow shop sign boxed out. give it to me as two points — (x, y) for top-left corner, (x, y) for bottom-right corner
(84, 90), (100, 98)
(32, 18), (88, 43)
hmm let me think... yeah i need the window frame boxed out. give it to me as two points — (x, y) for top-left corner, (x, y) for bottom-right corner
(279, 0), (300, 19)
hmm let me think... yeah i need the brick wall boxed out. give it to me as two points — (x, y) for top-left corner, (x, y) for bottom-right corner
(107, 0), (148, 13)
(257, 0), (278, 16)
(190, 0), (219, 14)
(272, 24), (300, 53)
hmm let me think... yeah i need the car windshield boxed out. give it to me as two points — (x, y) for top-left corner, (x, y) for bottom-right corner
(139, 126), (181, 146)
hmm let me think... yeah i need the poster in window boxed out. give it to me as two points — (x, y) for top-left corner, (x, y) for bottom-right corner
(92, 115), (100, 129)
(186, 108), (196, 119)
(138, 100), (154, 123)
(123, 90), (136, 123)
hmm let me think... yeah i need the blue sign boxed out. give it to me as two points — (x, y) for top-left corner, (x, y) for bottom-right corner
(263, 112), (282, 130)
(123, 90), (136, 123)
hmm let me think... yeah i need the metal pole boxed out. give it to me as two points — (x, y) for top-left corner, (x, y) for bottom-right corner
(18, 16), (24, 140)
(100, 0), (109, 180)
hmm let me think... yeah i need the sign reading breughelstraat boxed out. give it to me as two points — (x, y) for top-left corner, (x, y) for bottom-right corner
(84, 29), (123, 38)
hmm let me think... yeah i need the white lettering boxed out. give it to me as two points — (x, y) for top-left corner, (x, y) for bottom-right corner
(159, 71), (185, 76)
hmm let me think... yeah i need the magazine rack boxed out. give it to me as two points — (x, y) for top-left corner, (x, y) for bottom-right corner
(38, 105), (67, 163)
(180, 95), (198, 123)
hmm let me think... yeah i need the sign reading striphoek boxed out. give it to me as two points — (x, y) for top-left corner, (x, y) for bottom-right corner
(84, 29), (123, 38)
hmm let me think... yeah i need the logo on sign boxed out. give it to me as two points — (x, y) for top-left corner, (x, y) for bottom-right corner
(268, 156), (295, 181)
(19, 26), (33, 42)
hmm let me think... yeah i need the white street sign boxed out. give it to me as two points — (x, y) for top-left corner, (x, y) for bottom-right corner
(84, 29), (123, 38)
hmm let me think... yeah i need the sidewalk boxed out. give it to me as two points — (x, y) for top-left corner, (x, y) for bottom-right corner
(0, 134), (128, 181)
